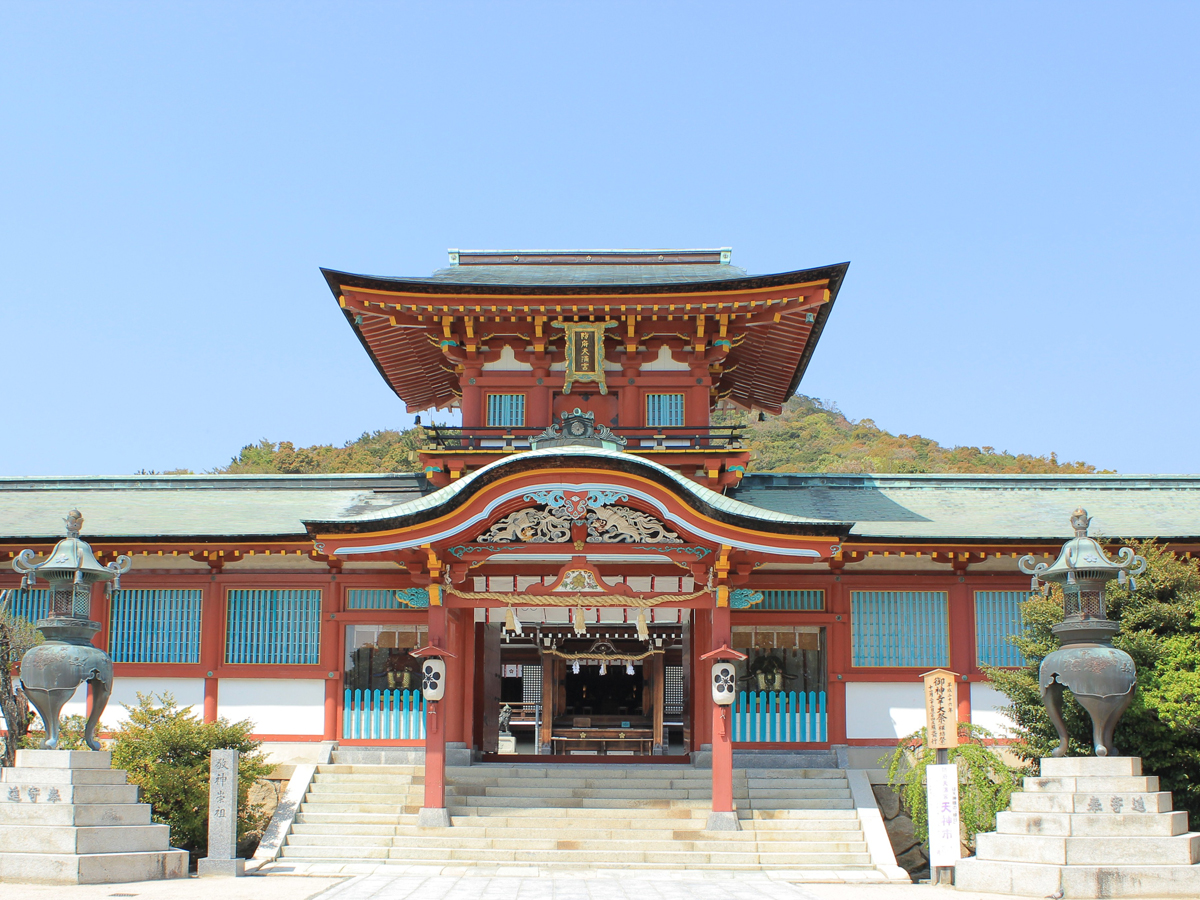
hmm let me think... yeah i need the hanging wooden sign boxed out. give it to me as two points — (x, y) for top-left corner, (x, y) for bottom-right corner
(922, 668), (960, 749)
(555, 320), (617, 394)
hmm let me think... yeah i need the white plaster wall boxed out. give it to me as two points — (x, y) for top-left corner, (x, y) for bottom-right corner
(969, 683), (1017, 737)
(101, 677), (205, 728)
(57, 683), (89, 722)
(845, 681), (927, 739)
(218, 678), (325, 735)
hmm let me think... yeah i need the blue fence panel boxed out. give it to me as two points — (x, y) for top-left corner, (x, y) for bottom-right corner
(225, 589), (321, 665)
(757, 590), (825, 611)
(851, 590), (949, 667)
(109, 589), (203, 663)
(646, 394), (685, 427)
(975, 591), (1027, 667)
(3, 588), (50, 623)
(732, 690), (827, 743)
(347, 590), (400, 610)
(343, 688), (426, 740)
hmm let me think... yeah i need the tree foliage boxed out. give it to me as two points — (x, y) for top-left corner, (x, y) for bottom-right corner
(0, 592), (42, 766)
(714, 396), (1099, 474)
(883, 723), (1024, 851)
(214, 428), (422, 474)
(986, 540), (1200, 819)
(110, 693), (271, 859)
(206, 396), (1099, 476)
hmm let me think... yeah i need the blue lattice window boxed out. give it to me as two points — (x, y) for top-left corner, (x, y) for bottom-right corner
(755, 590), (825, 611)
(852, 590), (949, 667)
(975, 591), (1027, 667)
(3, 588), (50, 623)
(487, 394), (526, 427)
(225, 589), (321, 665)
(646, 394), (685, 427)
(110, 589), (203, 663)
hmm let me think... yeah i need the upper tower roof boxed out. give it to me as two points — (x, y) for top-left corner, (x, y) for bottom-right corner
(321, 250), (849, 414)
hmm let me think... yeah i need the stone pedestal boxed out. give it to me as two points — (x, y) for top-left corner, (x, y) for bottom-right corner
(0, 750), (187, 885)
(497, 734), (517, 755)
(956, 757), (1200, 898)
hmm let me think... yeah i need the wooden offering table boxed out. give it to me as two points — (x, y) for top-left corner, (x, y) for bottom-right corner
(550, 716), (654, 755)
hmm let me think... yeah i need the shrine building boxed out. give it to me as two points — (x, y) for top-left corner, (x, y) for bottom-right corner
(3, 248), (1200, 844)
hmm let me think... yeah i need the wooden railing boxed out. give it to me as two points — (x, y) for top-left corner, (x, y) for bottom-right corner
(422, 425), (745, 452)
(732, 690), (827, 743)
(343, 688), (426, 740)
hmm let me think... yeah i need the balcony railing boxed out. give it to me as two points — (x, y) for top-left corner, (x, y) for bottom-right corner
(421, 425), (746, 453)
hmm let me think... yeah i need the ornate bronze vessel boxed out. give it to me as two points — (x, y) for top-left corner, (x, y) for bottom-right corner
(13, 510), (130, 750)
(1019, 509), (1145, 757)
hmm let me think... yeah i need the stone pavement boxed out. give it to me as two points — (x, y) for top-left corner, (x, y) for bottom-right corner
(0, 869), (1050, 900)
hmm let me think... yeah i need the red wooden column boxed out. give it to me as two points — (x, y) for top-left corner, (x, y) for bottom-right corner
(321, 577), (343, 741)
(826, 575), (850, 744)
(950, 576), (976, 724)
(703, 606), (743, 831)
(418, 605), (452, 827)
(200, 576), (223, 723)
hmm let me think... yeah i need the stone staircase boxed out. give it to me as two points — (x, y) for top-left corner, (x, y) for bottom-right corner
(278, 756), (893, 873)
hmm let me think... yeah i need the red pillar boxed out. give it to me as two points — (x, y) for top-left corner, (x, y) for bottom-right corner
(710, 607), (734, 819)
(88, 582), (110, 721)
(423, 606), (448, 814)
(200, 576), (223, 723)
(950, 577), (975, 725)
(826, 576), (849, 744)
(322, 578), (343, 741)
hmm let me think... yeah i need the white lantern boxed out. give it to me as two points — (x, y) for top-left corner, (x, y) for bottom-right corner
(711, 662), (736, 706)
(421, 658), (446, 701)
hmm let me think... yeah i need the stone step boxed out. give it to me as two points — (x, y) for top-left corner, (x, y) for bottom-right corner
(307, 783), (425, 795)
(445, 805), (708, 819)
(743, 788), (853, 799)
(0, 768), (129, 786)
(997, 810), (1189, 837)
(446, 777), (711, 790)
(0, 784), (139, 805)
(304, 791), (424, 805)
(295, 812), (419, 826)
(740, 799), (855, 810)
(0, 849), (188, 884)
(299, 801), (422, 814)
(1022, 775), (1160, 793)
(312, 773), (424, 785)
(1010, 791), (1172, 814)
(12, 750), (114, 770)
(0, 803), (151, 827)
(1039, 757), (1141, 778)
(318, 765), (424, 776)
(957, 856), (1200, 900)
(446, 786), (706, 800)
(446, 796), (711, 810)
(741, 808), (860, 821)
(0, 823), (173, 855)
(976, 832), (1200, 867)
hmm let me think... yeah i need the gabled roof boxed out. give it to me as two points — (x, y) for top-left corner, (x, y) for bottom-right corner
(321, 252), (849, 414)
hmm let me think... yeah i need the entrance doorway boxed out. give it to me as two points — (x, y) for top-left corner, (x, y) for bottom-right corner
(474, 608), (687, 758)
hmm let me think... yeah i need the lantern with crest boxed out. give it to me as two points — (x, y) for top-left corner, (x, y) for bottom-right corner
(11, 510), (130, 750)
(1019, 509), (1145, 757)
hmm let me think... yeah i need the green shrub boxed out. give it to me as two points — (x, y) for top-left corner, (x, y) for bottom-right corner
(883, 723), (1024, 851)
(110, 693), (271, 859)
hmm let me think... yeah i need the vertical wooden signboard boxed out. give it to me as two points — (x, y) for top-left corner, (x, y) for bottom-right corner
(922, 668), (961, 881)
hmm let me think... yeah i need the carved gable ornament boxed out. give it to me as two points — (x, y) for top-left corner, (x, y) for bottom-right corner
(530, 409), (626, 451)
(477, 490), (683, 545)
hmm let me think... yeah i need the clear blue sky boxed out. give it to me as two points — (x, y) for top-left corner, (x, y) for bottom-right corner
(2, 2), (1196, 475)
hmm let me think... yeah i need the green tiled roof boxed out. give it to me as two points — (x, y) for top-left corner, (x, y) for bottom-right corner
(1, 470), (1198, 543)
(732, 473), (1200, 541)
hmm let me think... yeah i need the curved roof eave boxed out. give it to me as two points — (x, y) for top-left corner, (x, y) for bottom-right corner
(304, 446), (854, 539)
(321, 262), (849, 298)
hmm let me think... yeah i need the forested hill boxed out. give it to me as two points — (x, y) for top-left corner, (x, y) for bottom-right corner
(201, 396), (1100, 476)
